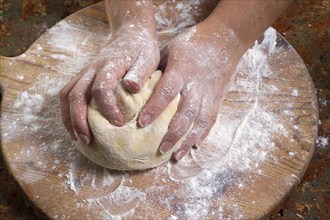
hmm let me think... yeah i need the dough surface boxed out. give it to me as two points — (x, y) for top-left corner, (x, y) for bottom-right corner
(76, 71), (186, 170)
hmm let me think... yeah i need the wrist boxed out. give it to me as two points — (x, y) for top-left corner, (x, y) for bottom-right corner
(109, 23), (157, 46)
(195, 20), (247, 62)
(106, 0), (156, 37)
(202, 0), (293, 52)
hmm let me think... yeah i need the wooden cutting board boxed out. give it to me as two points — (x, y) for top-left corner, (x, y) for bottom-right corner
(0, 1), (318, 219)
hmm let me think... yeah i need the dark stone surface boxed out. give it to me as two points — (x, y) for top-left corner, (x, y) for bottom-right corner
(271, 1), (329, 219)
(0, 0), (329, 219)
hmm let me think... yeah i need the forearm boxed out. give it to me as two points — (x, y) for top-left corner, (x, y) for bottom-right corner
(105, 0), (156, 35)
(204, 0), (293, 52)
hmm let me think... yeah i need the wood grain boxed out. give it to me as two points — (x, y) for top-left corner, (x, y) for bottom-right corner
(0, 1), (318, 219)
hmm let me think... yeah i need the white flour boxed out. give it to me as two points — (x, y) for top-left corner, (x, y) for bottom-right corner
(155, 0), (201, 31)
(317, 136), (329, 149)
(1, 2), (315, 220)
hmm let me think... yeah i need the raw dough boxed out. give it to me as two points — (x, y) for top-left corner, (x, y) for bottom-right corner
(76, 71), (187, 170)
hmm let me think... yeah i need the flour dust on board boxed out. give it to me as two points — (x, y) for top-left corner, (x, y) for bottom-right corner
(2, 2), (312, 218)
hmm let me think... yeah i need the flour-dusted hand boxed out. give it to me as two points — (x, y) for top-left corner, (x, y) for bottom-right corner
(138, 22), (245, 161)
(138, 0), (293, 161)
(60, 0), (293, 162)
(60, 0), (159, 144)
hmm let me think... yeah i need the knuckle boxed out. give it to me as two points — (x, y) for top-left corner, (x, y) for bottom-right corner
(168, 128), (185, 142)
(160, 84), (177, 99)
(170, 120), (194, 140)
(196, 114), (217, 131)
(183, 137), (195, 148)
(91, 83), (106, 97)
(167, 118), (193, 142)
(198, 118), (210, 129)
(68, 91), (84, 103)
(183, 105), (197, 118)
(146, 47), (160, 63)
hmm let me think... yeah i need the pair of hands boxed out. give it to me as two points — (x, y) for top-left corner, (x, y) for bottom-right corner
(60, 21), (243, 161)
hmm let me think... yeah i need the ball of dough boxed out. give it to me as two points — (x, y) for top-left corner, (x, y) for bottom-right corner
(76, 71), (187, 170)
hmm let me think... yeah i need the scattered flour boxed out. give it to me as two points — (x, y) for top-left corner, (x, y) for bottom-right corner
(318, 92), (329, 107)
(317, 136), (329, 149)
(154, 0), (208, 49)
(292, 89), (299, 97)
(16, 74), (24, 81)
(1, 2), (316, 219)
(155, 0), (202, 32)
(36, 44), (43, 50)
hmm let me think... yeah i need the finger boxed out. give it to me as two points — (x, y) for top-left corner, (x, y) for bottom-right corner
(138, 69), (183, 127)
(60, 72), (86, 139)
(68, 70), (96, 144)
(197, 97), (223, 145)
(173, 96), (217, 161)
(159, 86), (200, 154)
(123, 49), (160, 93)
(92, 65), (125, 127)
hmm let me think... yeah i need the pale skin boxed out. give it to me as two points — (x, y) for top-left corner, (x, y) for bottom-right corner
(60, 0), (293, 161)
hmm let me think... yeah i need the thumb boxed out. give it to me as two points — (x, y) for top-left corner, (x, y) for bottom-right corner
(122, 50), (160, 93)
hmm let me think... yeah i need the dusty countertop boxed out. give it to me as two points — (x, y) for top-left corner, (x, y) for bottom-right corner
(0, 0), (329, 219)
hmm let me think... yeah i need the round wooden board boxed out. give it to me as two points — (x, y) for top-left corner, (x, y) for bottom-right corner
(0, 1), (318, 219)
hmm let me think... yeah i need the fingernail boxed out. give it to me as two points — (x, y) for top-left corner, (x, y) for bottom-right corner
(174, 150), (186, 161)
(123, 79), (140, 93)
(160, 142), (173, 154)
(79, 134), (90, 145)
(139, 113), (151, 127)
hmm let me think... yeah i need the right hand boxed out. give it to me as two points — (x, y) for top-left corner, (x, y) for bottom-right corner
(60, 24), (160, 144)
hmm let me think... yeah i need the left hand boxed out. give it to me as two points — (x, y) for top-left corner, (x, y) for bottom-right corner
(60, 24), (159, 144)
(138, 22), (245, 161)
